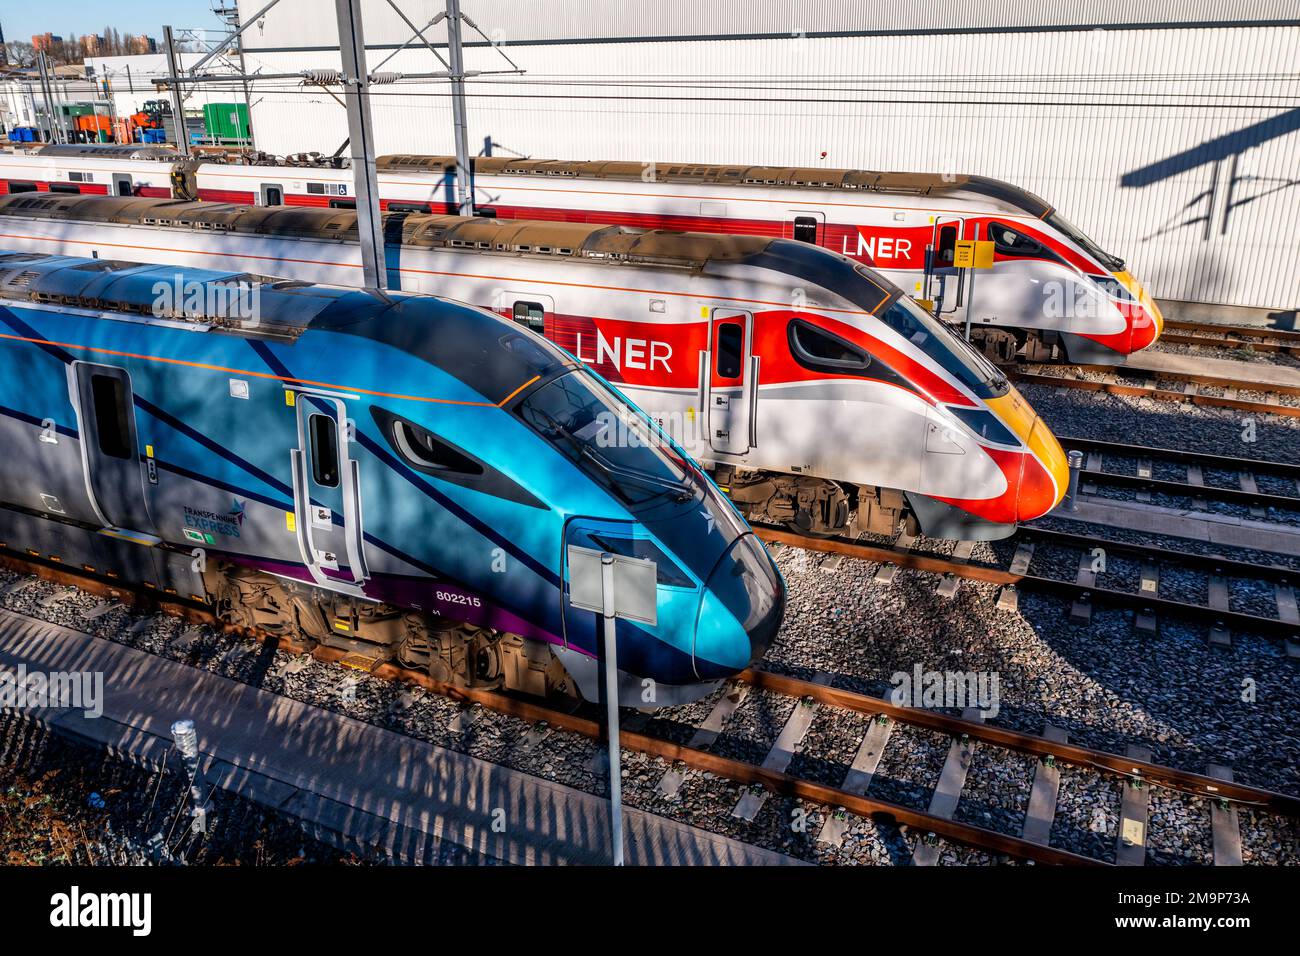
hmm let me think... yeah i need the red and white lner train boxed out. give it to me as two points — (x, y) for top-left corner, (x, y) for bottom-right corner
(0, 192), (1069, 540)
(0, 146), (1163, 365)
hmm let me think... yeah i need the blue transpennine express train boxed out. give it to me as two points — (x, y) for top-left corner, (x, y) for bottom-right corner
(0, 251), (784, 706)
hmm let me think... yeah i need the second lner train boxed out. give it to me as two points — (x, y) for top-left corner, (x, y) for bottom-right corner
(0, 147), (1163, 365)
(0, 250), (783, 706)
(0, 194), (1068, 540)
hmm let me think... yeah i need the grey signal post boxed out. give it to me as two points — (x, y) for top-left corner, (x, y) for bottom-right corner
(566, 546), (658, 866)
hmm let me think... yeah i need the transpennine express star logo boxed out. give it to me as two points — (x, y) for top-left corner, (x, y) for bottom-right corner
(227, 498), (247, 527)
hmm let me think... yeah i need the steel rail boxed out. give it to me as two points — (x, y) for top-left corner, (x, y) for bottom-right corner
(736, 669), (1300, 817)
(0, 544), (1098, 865)
(1059, 435), (1300, 479)
(1165, 319), (1300, 345)
(752, 526), (1300, 641)
(6, 538), (1298, 862)
(1007, 370), (1300, 419)
(1160, 332), (1299, 356)
(1016, 525), (1299, 584)
(1057, 435), (1300, 509)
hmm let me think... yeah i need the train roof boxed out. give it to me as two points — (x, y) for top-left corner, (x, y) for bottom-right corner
(0, 250), (351, 339)
(0, 250), (581, 399)
(0, 194), (776, 270)
(375, 154), (1054, 218)
(37, 143), (180, 161)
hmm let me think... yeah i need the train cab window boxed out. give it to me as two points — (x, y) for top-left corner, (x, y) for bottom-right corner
(308, 414), (340, 487)
(48, 183), (81, 194)
(792, 216), (819, 244)
(788, 319), (871, 374)
(329, 198), (357, 210)
(262, 185), (284, 206)
(946, 406), (1019, 446)
(936, 223), (959, 266)
(587, 533), (694, 588)
(512, 301), (546, 333)
(715, 322), (744, 378)
(389, 202), (432, 213)
(987, 221), (1054, 260)
(391, 418), (483, 476)
(6, 182), (37, 194)
(89, 374), (132, 460)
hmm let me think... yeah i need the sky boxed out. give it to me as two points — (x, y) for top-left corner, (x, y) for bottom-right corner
(3, 1), (224, 43)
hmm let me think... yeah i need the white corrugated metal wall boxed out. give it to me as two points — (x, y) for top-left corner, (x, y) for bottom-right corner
(235, 2), (1300, 309)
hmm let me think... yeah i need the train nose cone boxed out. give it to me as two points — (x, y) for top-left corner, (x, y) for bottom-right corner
(1114, 270), (1163, 350)
(1016, 416), (1069, 520)
(692, 534), (785, 680)
(984, 387), (1069, 520)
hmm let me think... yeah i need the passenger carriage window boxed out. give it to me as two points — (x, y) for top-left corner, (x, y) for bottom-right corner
(792, 216), (819, 244)
(329, 198), (357, 210)
(389, 202), (432, 213)
(512, 301), (546, 333)
(391, 418), (483, 476)
(48, 183), (81, 194)
(309, 414), (340, 487)
(716, 322), (744, 378)
(788, 320), (871, 373)
(6, 182), (38, 194)
(89, 374), (132, 460)
(476, 208), (498, 219)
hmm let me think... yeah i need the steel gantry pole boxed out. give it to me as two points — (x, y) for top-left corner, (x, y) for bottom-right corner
(36, 53), (61, 144)
(444, 0), (474, 217)
(163, 26), (191, 155)
(335, 0), (388, 290)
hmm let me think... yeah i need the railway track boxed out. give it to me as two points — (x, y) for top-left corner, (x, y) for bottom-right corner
(755, 523), (1300, 646)
(1007, 365), (1300, 418)
(1161, 320), (1300, 358)
(3, 541), (1296, 865)
(1058, 435), (1300, 516)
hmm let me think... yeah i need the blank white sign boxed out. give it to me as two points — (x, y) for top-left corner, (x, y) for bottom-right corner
(566, 545), (658, 625)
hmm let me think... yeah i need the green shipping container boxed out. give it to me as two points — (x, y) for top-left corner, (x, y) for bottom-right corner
(202, 103), (251, 143)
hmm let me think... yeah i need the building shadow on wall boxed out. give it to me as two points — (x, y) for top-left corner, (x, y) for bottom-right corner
(1120, 107), (1300, 239)
(1120, 108), (1300, 321)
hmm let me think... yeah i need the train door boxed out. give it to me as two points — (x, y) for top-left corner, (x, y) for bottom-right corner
(290, 392), (370, 596)
(789, 210), (826, 246)
(112, 173), (134, 197)
(924, 216), (965, 315)
(261, 183), (284, 206)
(70, 362), (156, 533)
(702, 309), (757, 456)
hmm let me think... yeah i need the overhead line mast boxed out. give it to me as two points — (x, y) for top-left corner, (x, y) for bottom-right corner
(153, 0), (524, 290)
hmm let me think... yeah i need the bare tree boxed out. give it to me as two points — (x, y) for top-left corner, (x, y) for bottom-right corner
(5, 40), (36, 68)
